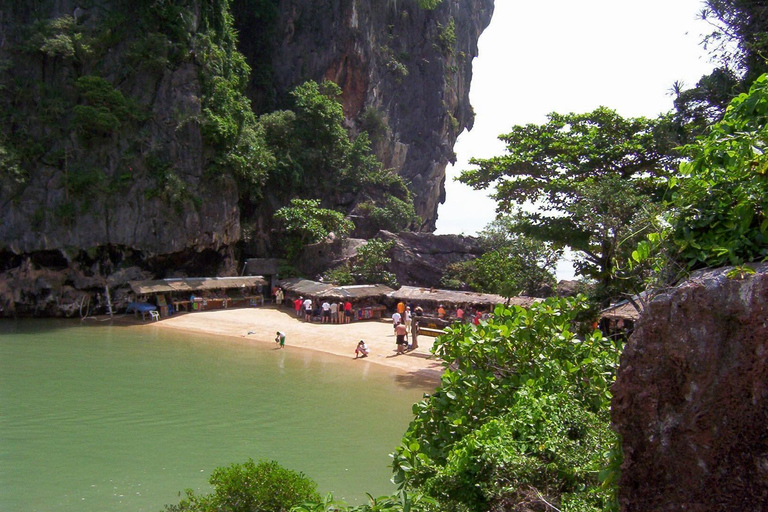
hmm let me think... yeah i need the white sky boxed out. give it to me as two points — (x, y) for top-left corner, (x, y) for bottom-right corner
(434, 0), (717, 279)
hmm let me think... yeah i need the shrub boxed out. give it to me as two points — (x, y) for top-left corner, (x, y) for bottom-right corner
(163, 459), (320, 512)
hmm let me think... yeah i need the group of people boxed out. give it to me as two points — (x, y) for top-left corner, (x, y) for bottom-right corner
(392, 301), (421, 355)
(293, 296), (353, 324)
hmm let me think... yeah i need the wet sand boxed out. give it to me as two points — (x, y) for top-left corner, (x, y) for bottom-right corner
(144, 305), (444, 382)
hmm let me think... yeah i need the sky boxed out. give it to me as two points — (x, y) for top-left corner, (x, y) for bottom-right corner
(434, 0), (717, 279)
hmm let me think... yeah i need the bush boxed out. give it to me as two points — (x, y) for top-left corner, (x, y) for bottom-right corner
(670, 73), (768, 268)
(163, 459), (320, 512)
(391, 296), (622, 510)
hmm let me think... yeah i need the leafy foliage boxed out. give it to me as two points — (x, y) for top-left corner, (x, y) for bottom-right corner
(459, 108), (680, 304)
(163, 459), (320, 512)
(416, 0), (444, 9)
(353, 239), (398, 287)
(391, 296), (622, 510)
(441, 216), (561, 297)
(274, 199), (354, 261)
(669, 73), (768, 268)
(423, 392), (615, 512)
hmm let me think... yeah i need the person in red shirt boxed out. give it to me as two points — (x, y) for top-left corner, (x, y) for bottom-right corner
(344, 301), (353, 323)
(294, 297), (303, 317)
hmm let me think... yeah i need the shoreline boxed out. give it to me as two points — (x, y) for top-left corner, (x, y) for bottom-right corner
(139, 305), (444, 383)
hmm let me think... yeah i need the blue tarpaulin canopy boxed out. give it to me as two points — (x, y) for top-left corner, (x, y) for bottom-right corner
(126, 302), (157, 313)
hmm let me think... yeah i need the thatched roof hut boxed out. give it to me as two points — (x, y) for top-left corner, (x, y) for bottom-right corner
(129, 276), (267, 295)
(388, 286), (538, 309)
(278, 278), (395, 302)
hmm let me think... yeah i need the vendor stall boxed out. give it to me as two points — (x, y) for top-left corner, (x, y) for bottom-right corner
(129, 276), (268, 317)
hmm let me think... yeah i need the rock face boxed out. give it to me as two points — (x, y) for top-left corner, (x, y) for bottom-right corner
(258, 0), (494, 231)
(0, 0), (493, 316)
(295, 230), (482, 287)
(376, 230), (482, 286)
(611, 264), (768, 511)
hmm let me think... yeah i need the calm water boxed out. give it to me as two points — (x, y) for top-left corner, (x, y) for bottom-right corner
(0, 319), (434, 512)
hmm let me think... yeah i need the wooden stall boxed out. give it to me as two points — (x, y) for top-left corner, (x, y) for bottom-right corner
(128, 276), (268, 317)
(279, 278), (394, 321)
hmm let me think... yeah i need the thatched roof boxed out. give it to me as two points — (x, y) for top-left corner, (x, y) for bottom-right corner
(279, 278), (394, 300)
(129, 276), (267, 295)
(388, 286), (537, 308)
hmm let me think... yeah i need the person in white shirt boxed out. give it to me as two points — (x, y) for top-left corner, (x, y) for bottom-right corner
(321, 301), (331, 323)
(392, 311), (401, 331)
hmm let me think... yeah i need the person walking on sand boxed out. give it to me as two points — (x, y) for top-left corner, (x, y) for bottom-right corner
(395, 321), (408, 354)
(275, 331), (286, 349)
(303, 297), (313, 322)
(355, 340), (370, 358)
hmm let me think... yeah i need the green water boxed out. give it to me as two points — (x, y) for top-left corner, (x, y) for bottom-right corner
(0, 319), (434, 512)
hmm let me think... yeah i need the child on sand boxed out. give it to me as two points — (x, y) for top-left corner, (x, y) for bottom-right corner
(355, 340), (370, 358)
(275, 331), (286, 349)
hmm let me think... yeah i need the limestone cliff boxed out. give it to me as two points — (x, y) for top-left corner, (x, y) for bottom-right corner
(0, 0), (493, 316)
(248, 0), (494, 231)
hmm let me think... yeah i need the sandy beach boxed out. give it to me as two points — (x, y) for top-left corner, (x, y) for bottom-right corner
(145, 305), (444, 382)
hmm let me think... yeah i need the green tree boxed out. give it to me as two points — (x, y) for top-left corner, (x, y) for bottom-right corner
(255, 81), (417, 234)
(669, 73), (768, 269)
(459, 108), (679, 304)
(442, 216), (561, 297)
(163, 459), (320, 512)
(391, 296), (621, 511)
(274, 199), (354, 260)
(672, 1), (768, 138)
(352, 239), (398, 287)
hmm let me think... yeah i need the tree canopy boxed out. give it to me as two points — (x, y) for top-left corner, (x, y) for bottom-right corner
(442, 216), (561, 298)
(669, 73), (768, 269)
(458, 108), (679, 303)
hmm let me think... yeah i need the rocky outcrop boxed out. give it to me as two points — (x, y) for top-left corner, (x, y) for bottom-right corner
(295, 230), (482, 287)
(257, 0), (494, 231)
(0, 0), (493, 316)
(375, 230), (482, 286)
(611, 264), (768, 511)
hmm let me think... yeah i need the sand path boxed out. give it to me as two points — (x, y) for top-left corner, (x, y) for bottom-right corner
(149, 305), (444, 382)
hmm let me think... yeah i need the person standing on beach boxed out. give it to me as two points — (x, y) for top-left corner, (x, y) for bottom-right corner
(321, 300), (331, 323)
(294, 297), (303, 316)
(275, 331), (286, 349)
(404, 307), (412, 334)
(330, 301), (338, 324)
(344, 300), (353, 323)
(395, 321), (408, 354)
(337, 301), (345, 324)
(392, 310), (401, 331)
(303, 298), (313, 322)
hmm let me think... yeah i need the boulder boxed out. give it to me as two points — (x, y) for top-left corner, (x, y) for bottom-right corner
(375, 230), (483, 287)
(611, 263), (768, 511)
